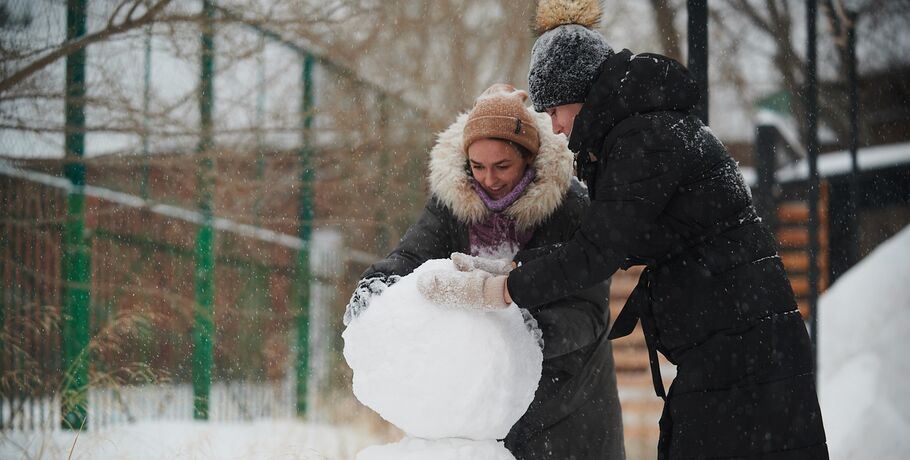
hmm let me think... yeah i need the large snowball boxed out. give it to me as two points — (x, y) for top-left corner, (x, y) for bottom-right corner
(343, 259), (543, 440)
(356, 437), (515, 460)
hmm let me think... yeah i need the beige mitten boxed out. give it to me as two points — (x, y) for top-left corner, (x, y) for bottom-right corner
(451, 252), (515, 275)
(417, 269), (509, 310)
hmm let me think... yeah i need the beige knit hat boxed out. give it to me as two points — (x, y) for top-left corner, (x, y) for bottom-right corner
(463, 84), (540, 161)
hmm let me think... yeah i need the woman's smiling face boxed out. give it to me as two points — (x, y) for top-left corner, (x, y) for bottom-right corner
(467, 138), (530, 200)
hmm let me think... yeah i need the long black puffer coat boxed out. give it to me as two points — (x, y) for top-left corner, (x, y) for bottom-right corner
(361, 110), (625, 459)
(508, 50), (828, 459)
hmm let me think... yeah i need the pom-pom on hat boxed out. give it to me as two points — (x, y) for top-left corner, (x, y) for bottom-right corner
(463, 84), (540, 161)
(528, 0), (614, 112)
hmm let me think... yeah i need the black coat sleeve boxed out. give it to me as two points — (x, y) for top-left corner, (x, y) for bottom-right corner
(507, 128), (684, 308)
(534, 282), (610, 361)
(361, 198), (456, 280)
(517, 248), (611, 360)
(516, 181), (612, 361)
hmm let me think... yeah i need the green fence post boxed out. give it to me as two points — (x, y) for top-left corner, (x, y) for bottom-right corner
(61, 0), (91, 431)
(192, 0), (216, 421)
(295, 54), (315, 416)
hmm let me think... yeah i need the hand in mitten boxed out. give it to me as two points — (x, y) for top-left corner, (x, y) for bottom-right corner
(417, 269), (509, 310)
(520, 308), (545, 351)
(343, 274), (401, 325)
(450, 252), (515, 275)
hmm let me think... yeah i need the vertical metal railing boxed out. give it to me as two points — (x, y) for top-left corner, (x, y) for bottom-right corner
(61, 0), (91, 431)
(193, 0), (216, 421)
(295, 53), (315, 416)
(687, 0), (709, 125)
(846, 10), (861, 268)
(754, 125), (780, 232)
(805, 0), (821, 364)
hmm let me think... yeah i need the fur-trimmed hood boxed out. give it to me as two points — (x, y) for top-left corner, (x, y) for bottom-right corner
(428, 110), (574, 231)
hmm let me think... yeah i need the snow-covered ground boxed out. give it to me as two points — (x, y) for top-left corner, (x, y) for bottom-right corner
(1, 419), (384, 460)
(818, 224), (910, 460)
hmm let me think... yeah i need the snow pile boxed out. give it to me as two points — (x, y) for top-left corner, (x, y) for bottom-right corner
(342, 258), (542, 444)
(818, 224), (910, 460)
(0, 420), (380, 460)
(356, 437), (515, 460)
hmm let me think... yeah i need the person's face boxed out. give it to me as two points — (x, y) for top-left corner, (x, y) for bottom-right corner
(546, 103), (584, 137)
(467, 138), (530, 200)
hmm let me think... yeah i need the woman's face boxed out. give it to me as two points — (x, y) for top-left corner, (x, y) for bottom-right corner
(546, 103), (584, 137)
(467, 138), (530, 200)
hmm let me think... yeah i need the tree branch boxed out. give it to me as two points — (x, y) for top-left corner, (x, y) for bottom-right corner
(730, 0), (774, 34)
(108, 0), (133, 29)
(0, 0), (174, 95)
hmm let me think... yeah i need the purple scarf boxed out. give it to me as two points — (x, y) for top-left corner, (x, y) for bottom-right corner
(468, 168), (536, 257)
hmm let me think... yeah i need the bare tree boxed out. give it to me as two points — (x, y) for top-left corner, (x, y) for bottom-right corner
(0, 0), (176, 94)
(710, 0), (910, 147)
(313, 0), (537, 127)
(648, 0), (684, 62)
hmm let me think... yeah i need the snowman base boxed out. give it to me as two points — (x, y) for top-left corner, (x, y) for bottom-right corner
(356, 436), (515, 460)
(344, 259), (542, 459)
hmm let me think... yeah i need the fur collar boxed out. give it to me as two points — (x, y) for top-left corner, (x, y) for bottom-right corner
(428, 110), (574, 231)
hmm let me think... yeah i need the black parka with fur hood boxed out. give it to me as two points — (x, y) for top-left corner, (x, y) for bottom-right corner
(362, 110), (625, 459)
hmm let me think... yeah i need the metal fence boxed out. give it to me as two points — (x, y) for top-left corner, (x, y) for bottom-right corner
(0, 164), (346, 431)
(1, 0), (431, 432)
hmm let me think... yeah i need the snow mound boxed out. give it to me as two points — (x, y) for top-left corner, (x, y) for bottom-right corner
(342, 259), (543, 441)
(0, 420), (382, 460)
(356, 437), (515, 460)
(818, 224), (910, 460)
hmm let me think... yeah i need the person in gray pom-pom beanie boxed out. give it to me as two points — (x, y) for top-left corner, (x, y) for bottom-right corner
(527, 0), (613, 113)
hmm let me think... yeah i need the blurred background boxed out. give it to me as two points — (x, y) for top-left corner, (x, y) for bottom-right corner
(1, 1), (908, 459)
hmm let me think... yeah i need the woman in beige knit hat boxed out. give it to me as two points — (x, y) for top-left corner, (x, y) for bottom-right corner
(345, 83), (625, 459)
(463, 84), (540, 203)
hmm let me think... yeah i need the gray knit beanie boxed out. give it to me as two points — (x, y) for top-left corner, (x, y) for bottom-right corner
(528, 0), (614, 112)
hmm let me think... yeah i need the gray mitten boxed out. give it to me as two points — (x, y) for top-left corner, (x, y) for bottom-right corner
(520, 308), (545, 351)
(343, 274), (401, 326)
(451, 252), (514, 275)
(417, 269), (509, 310)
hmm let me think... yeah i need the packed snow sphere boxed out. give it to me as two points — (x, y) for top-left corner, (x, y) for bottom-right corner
(356, 437), (516, 460)
(342, 259), (543, 441)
